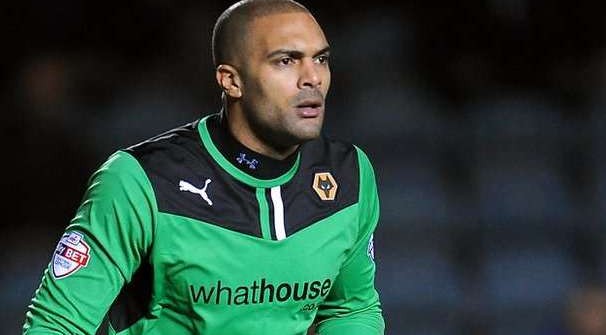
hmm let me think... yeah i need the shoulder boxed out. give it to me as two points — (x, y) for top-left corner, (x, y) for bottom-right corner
(123, 120), (202, 164)
(93, 119), (213, 199)
(297, 136), (371, 206)
(112, 119), (221, 217)
(300, 135), (358, 168)
(117, 119), (217, 180)
(300, 135), (375, 176)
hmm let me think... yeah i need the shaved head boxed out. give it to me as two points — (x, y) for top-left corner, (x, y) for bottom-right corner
(212, 0), (310, 67)
(213, 0), (330, 159)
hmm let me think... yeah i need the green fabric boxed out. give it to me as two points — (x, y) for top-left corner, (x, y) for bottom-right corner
(23, 151), (157, 335)
(256, 188), (271, 240)
(315, 147), (385, 334)
(22, 141), (384, 335)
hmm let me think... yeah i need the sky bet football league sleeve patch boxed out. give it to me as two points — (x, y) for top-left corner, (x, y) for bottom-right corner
(52, 231), (91, 279)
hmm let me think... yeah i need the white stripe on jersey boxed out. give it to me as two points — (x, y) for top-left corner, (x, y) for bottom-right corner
(270, 186), (286, 240)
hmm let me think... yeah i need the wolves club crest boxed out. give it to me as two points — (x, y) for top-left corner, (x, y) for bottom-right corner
(52, 231), (91, 279)
(313, 172), (338, 201)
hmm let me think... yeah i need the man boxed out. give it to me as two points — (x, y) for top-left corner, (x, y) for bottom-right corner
(22, 0), (385, 334)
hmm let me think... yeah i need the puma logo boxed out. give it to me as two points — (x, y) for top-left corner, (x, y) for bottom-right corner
(179, 179), (213, 206)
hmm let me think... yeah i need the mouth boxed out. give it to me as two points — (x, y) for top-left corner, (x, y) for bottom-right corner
(295, 100), (323, 118)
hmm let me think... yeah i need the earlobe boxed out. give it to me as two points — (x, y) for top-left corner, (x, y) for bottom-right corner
(216, 65), (242, 98)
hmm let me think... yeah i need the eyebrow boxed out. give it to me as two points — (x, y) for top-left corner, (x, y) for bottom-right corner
(266, 46), (331, 59)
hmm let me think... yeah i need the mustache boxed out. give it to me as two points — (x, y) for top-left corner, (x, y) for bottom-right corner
(292, 89), (324, 105)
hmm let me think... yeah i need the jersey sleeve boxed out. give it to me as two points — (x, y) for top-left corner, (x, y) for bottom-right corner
(22, 151), (157, 335)
(314, 147), (385, 335)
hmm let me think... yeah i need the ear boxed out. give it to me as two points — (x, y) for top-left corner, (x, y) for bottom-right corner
(216, 64), (242, 98)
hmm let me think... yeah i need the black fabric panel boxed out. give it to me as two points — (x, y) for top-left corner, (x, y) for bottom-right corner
(125, 120), (262, 238)
(107, 260), (153, 332)
(125, 118), (359, 240)
(282, 137), (359, 236)
(95, 315), (109, 335)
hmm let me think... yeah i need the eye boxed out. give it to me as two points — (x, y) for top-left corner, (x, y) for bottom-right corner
(279, 57), (294, 65)
(316, 55), (330, 65)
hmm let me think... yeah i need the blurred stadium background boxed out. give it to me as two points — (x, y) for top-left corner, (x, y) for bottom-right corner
(4, 1), (606, 334)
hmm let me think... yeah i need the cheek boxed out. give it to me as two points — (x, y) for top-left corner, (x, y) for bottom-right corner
(261, 73), (298, 105)
(323, 70), (331, 94)
(273, 68), (299, 88)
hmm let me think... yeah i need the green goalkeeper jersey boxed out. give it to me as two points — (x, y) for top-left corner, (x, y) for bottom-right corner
(23, 114), (384, 335)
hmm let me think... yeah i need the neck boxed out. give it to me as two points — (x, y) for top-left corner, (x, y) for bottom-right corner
(224, 104), (298, 160)
(207, 113), (299, 180)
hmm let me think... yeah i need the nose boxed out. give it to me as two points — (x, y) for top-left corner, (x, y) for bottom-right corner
(297, 58), (321, 89)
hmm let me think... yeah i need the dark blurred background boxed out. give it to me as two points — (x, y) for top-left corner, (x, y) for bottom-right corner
(4, 1), (606, 334)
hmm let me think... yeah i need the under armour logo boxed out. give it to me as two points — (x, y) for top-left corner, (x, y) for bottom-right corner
(179, 179), (213, 206)
(236, 153), (259, 170)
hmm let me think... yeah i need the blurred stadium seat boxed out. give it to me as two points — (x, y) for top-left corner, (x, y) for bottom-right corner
(479, 245), (579, 335)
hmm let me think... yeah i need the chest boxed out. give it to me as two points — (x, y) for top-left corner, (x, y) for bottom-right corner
(151, 204), (359, 309)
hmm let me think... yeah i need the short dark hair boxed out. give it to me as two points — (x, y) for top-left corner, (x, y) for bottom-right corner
(212, 0), (310, 67)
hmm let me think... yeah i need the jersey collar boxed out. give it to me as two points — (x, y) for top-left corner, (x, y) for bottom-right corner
(197, 114), (300, 188)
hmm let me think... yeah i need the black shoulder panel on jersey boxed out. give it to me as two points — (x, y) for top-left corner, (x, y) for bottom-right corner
(124, 121), (262, 238)
(281, 137), (359, 235)
(124, 121), (359, 239)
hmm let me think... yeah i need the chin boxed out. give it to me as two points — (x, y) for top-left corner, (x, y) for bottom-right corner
(298, 118), (323, 137)
(279, 128), (320, 146)
(295, 127), (322, 142)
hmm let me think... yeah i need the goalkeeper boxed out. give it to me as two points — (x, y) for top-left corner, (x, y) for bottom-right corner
(22, 0), (385, 334)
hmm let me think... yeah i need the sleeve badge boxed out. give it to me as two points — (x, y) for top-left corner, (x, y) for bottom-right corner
(52, 231), (91, 279)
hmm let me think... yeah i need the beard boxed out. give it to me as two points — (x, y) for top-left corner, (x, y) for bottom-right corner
(241, 90), (325, 151)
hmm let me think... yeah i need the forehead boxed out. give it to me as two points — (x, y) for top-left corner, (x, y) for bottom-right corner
(247, 12), (328, 56)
